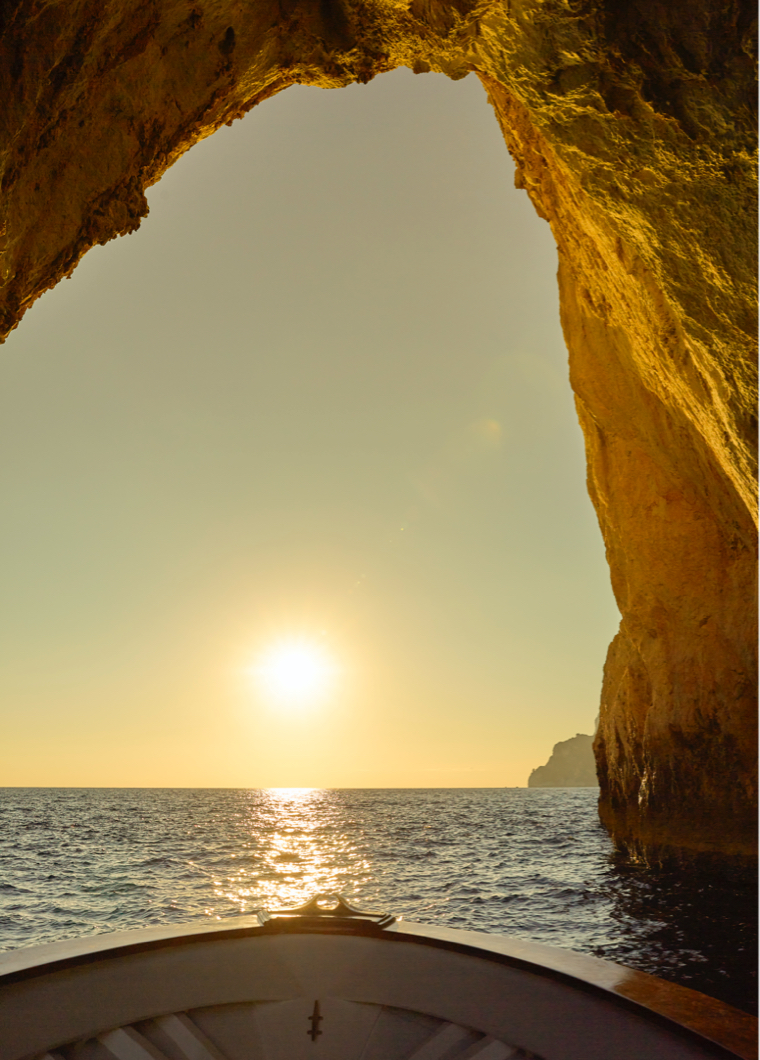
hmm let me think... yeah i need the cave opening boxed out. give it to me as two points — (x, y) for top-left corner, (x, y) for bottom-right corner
(1, 0), (756, 860)
(0, 68), (620, 789)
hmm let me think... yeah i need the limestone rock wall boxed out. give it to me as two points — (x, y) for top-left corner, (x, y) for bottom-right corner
(1, 0), (756, 856)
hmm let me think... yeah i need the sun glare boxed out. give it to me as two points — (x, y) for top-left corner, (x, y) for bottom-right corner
(253, 641), (336, 706)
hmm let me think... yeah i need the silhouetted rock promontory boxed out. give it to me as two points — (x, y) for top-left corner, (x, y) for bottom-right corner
(528, 735), (597, 788)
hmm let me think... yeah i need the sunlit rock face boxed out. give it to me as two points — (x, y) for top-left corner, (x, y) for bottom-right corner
(1, 1), (756, 856)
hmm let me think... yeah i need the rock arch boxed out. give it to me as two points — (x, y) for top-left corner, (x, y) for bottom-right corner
(1, 0), (756, 856)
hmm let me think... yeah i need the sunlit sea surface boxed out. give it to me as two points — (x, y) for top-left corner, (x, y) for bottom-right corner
(0, 788), (755, 1014)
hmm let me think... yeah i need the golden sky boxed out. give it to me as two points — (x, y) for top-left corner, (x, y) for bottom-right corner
(0, 70), (619, 788)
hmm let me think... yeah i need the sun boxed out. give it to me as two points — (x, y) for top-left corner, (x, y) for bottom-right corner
(253, 641), (337, 706)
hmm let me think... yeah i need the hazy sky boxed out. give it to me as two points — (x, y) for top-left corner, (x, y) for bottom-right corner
(0, 69), (619, 788)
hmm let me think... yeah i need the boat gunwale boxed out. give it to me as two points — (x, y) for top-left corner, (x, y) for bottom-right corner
(0, 916), (755, 1060)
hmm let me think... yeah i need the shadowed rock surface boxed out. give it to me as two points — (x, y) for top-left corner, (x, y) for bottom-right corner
(528, 734), (598, 788)
(1, 0), (756, 858)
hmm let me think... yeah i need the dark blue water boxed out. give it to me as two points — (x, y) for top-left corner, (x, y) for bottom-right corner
(0, 788), (755, 1014)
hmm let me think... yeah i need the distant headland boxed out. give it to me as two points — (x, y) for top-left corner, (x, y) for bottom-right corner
(528, 734), (597, 788)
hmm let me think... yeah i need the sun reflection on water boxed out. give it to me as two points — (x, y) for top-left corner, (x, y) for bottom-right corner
(208, 788), (372, 914)
(3, 789), (753, 1015)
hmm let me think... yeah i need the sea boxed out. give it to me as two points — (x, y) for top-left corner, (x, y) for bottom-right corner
(0, 787), (755, 1015)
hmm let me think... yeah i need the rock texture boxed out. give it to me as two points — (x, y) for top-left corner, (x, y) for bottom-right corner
(528, 734), (597, 788)
(1, 1), (756, 857)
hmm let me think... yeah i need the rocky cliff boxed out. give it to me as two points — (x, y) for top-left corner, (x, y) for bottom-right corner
(528, 734), (597, 788)
(1, 0), (756, 857)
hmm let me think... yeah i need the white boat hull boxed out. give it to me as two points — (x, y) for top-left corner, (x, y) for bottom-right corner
(0, 912), (754, 1060)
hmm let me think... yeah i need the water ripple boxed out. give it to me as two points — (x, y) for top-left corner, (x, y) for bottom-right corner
(0, 788), (755, 1014)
